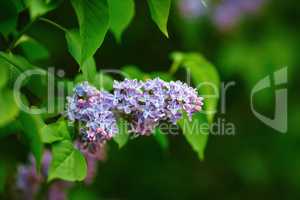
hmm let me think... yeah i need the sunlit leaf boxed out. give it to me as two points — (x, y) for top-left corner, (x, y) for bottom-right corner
(114, 118), (129, 148)
(71, 0), (109, 65)
(0, 61), (8, 89)
(108, 0), (135, 42)
(27, 0), (63, 19)
(41, 120), (70, 144)
(82, 57), (97, 83)
(48, 140), (87, 182)
(178, 112), (208, 160)
(0, 90), (19, 127)
(147, 0), (171, 37)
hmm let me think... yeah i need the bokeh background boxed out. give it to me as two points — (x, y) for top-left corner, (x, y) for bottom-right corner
(0, 0), (299, 199)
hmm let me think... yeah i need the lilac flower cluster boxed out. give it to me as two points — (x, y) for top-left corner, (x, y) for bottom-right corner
(16, 147), (106, 199)
(178, 0), (207, 20)
(212, 0), (265, 31)
(67, 78), (203, 144)
(113, 78), (203, 135)
(177, 0), (265, 31)
(67, 82), (118, 153)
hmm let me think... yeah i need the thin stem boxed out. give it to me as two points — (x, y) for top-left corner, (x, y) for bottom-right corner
(39, 17), (68, 32)
(169, 60), (181, 75)
(8, 19), (36, 51)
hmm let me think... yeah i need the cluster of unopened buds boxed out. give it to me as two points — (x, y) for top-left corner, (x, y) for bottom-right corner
(67, 78), (204, 153)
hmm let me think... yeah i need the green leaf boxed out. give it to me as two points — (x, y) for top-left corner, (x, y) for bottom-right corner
(175, 52), (220, 123)
(41, 120), (70, 143)
(149, 71), (173, 81)
(147, 0), (171, 37)
(108, 0), (135, 42)
(82, 57), (97, 83)
(71, 0), (110, 65)
(0, 120), (22, 139)
(69, 187), (98, 200)
(19, 111), (44, 169)
(113, 118), (129, 148)
(27, 0), (63, 19)
(121, 65), (145, 80)
(94, 72), (114, 91)
(0, 90), (19, 127)
(48, 140), (87, 182)
(65, 29), (97, 84)
(0, 52), (48, 98)
(178, 112), (208, 160)
(153, 128), (169, 150)
(0, 0), (21, 36)
(0, 61), (8, 89)
(65, 29), (81, 64)
(17, 35), (50, 62)
(0, 17), (17, 37)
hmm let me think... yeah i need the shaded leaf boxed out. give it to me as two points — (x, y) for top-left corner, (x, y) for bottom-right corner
(0, 161), (6, 193)
(18, 35), (50, 62)
(94, 72), (114, 91)
(19, 111), (44, 169)
(69, 187), (98, 200)
(108, 0), (135, 42)
(121, 65), (145, 80)
(0, 52), (48, 98)
(0, 17), (17, 37)
(0, 0), (22, 36)
(48, 140), (87, 182)
(153, 128), (169, 150)
(147, 0), (171, 37)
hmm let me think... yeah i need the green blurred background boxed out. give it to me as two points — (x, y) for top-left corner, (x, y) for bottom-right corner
(0, 0), (299, 199)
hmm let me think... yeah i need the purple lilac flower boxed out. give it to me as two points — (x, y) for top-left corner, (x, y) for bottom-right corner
(67, 82), (118, 153)
(16, 150), (52, 199)
(212, 0), (265, 31)
(113, 78), (203, 135)
(68, 79), (203, 137)
(166, 80), (203, 122)
(48, 181), (72, 200)
(75, 140), (106, 185)
(239, 0), (265, 14)
(16, 163), (42, 199)
(178, 0), (207, 20)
